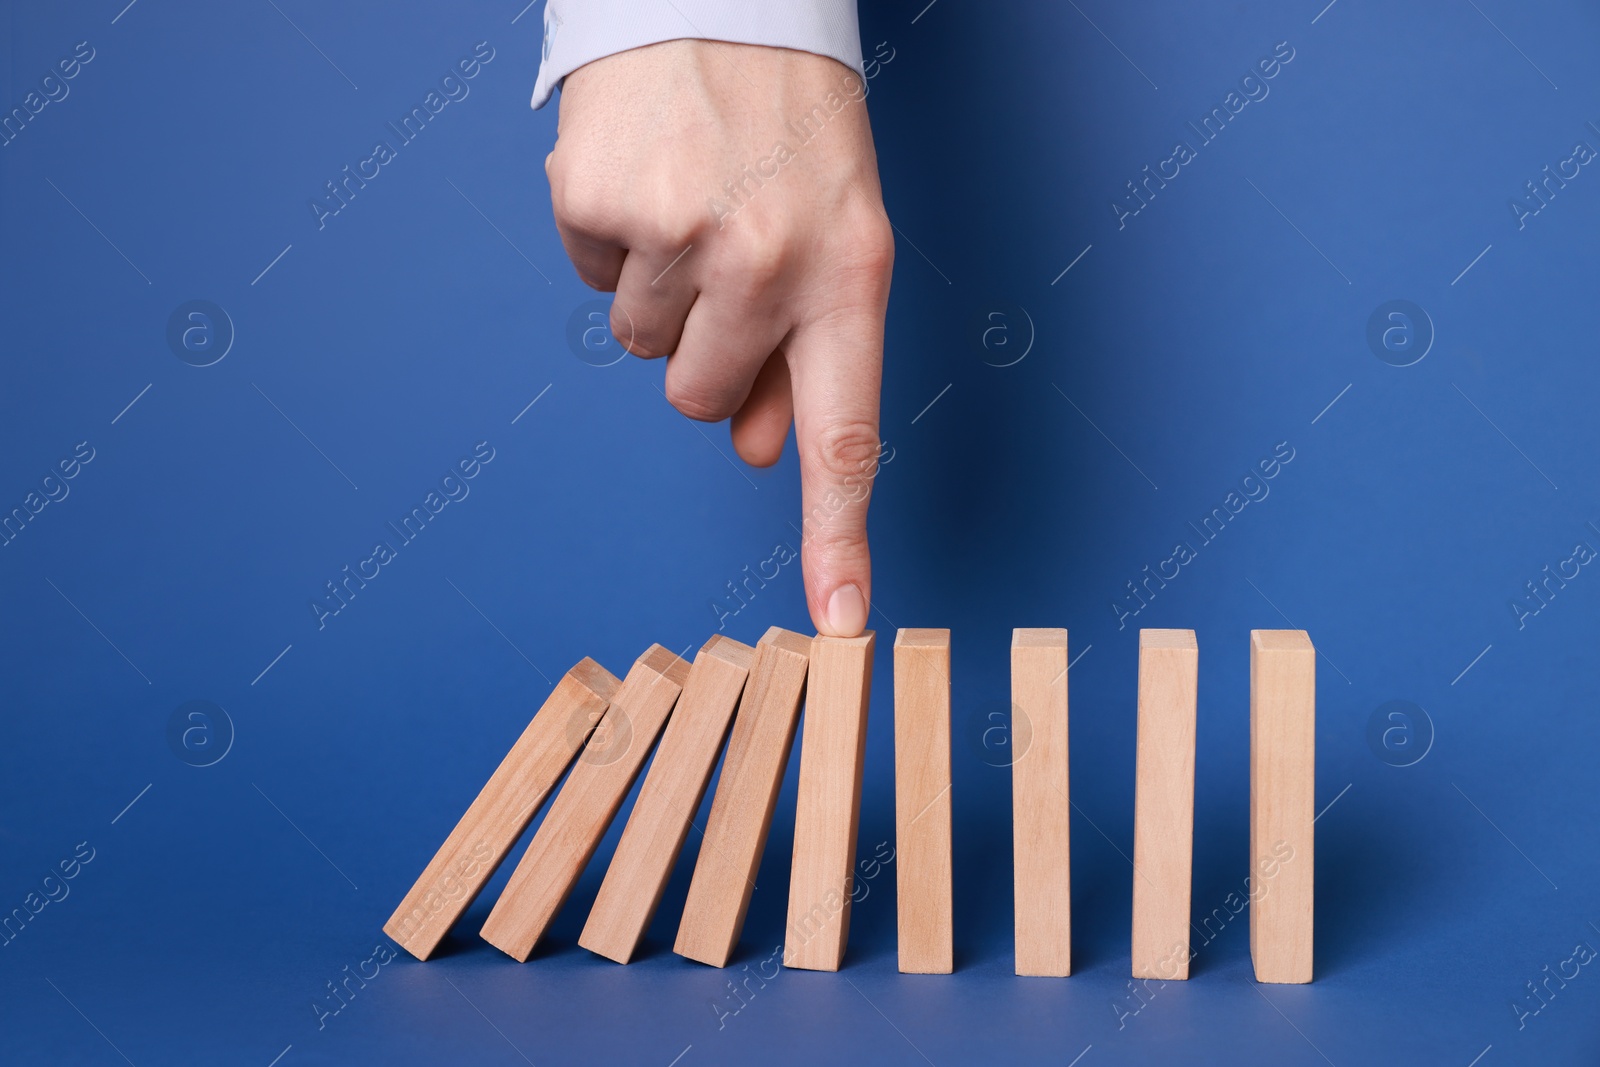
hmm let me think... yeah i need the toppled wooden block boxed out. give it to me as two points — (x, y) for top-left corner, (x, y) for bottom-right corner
(383, 658), (620, 960)
(785, 632), (876, 971)
(480, 645), (689, 961)
(674, 627), (810, 967)
(579, 635), (753, 963)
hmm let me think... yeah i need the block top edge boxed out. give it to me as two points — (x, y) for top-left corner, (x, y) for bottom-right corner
(1251, 629), (1312, 651)
(700, 633), (755, 671)
(637, 643), (692, 687)
(759, 626), (814, 658)
(1141, 628), (1197, 650)
(895, 628), (951, 647)
(1012, 627), (1068, 647)
(569, 657), (623, 701)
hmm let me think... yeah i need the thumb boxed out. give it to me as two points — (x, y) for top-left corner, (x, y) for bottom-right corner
(786, 310), (885, 638)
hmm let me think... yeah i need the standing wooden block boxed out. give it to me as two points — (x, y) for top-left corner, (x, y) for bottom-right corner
(784, 632), (876, 971)
(1250, 629), (1315, 984)
(1012, 627), (1070, 977)
(479, 645), (689, 961)
(383, 658), (620, 960)
(579, 635), (754, 963)
(674, 627), (811, 967)
(893, 628), (953, 974)
(1131, 629), (1198, 980)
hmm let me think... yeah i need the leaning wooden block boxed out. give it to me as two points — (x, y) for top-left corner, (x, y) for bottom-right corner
(785, 632), (876, 971)
(1250, 629), (1315, 984)
(1012, 628), (1070, 977)
(579, 635), (754, 963)
(1131, 629), (1198, 980)
(479, 645), (689, 961)
(383, 658), (620, 960)
(674, 627), (811, 967)
(893, 628), (953, 974)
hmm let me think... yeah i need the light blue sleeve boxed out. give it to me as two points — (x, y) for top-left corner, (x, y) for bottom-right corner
(531, 0), (864, 108)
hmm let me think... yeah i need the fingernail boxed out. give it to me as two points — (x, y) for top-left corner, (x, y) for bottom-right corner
(825, 583), (868, 637)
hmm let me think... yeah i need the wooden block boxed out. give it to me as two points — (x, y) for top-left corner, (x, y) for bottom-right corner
(1011, 627), (1070, 977)
(893, 628), (953, 974)
(479, 645), (689, 961)
(1131, 629), (1198, 980)
(578, 635), (754, 963)
(784, 632), (876, 971)
(383, 658), (620, 960)
(674, 627), (811, 967)
(1250, 629), (1315, 984)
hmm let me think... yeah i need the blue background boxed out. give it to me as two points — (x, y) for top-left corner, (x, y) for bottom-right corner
(3, 0), (1597, 1063)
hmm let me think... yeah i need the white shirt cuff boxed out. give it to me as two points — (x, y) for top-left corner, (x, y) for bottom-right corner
(531, 0), (864, 109)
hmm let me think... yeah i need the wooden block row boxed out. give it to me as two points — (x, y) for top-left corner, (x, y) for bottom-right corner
(481, 644), (690, 961)
(385, 625), (1313, 985)
(579, 634), (753, 963)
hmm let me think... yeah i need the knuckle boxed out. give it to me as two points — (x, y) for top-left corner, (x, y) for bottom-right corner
(847, 212), (896, 277)
(712, 229), (788, 295)
(554, 180), (614, 237)
(664, 377), (734, 422)
(807, 420), (881, 482)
